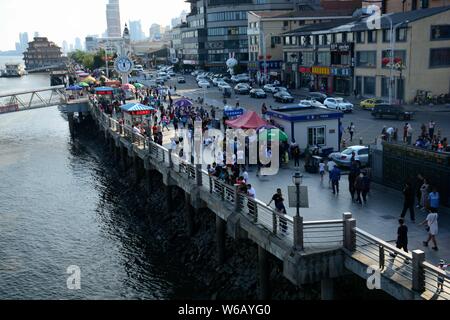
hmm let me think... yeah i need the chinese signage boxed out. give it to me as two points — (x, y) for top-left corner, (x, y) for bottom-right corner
(331, 67), (353, 77)
(330, 43), (352, 52)
(259, 60), (282, 70)
(312, 66), (330, 75)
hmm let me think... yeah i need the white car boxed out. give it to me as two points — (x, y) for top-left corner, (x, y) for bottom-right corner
(324, 98), (354, 112)
(300, 98), (326, 109)
(196, 75), (207, 82)
(298, 100), (316, 108)
(218, 82), (231, 91)
(263, 84), (277, 94)
(212, 78), (224, 86)
(198, 80), (210, 88)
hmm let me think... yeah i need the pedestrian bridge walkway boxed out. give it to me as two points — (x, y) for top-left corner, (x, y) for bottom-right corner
(90, 102), (450, 300)
(0, 86), (70, 114)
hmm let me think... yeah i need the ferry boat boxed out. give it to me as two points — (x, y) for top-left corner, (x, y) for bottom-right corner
(2, 63), (26, 77)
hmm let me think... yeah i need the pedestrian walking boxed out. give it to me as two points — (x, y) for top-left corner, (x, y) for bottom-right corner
(329, 165), (341, 195)
(267, 189), (288, 233)
(420, 178), (430, 211)
(348, 122), (355, 143)
(429, 186), (440, 213)
(319, 160), (326, 182)
(416, 174), (424, 209)
(437, 260), (448, 292)
(400, 182), (415, 223)
(327, 159), (336, 188)
(389, 219), (409, 260)
(421, 210), (439, 251)
(407, 123), (413, 145)
(292, 145), (301, 167)
(348, 161), (360, 201)
(355, 171), (370, 204)
(403, 123), (408, 143)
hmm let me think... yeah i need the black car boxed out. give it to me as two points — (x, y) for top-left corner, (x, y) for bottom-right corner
(274, 91), (294, 103)
(250, 89), (267, 99)
(371, 104), (413, 120)
(309, 92), (328, 103)
(177, 77), (186, 84)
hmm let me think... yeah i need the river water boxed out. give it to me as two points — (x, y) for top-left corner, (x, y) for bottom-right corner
(0, 72), (200, 299)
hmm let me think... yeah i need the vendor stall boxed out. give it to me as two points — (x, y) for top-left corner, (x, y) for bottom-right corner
(225, 111), (267, 130)
(120, 103), (156, 126)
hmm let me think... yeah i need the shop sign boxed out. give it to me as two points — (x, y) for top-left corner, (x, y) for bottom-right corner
(259, 60), (282, 70)
(331, 67), (353, 76)
(312, 66), (330, 75)
(224, 108), (244, 117)
(330, 43), (352, 52)
(299, 67), (312, 73)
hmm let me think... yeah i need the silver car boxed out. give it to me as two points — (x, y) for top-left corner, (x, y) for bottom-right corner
(328, 146), (369, 168)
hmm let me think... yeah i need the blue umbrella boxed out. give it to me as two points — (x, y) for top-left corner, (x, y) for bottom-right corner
(66, 85), (83, 91)
(174, 98), (193, 108)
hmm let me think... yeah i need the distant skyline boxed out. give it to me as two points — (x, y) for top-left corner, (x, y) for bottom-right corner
(0, 0), (189, 51)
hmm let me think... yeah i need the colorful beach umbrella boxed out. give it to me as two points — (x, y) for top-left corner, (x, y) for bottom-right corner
(174, 98), (193, 108)
(82, 76), (96, 83)
(121, 83), (136, 91)
(258, 128), (289, 142)
(133, 83), (144, 89)
(78, 82), (90, 87)
(66, 85), (83, 91)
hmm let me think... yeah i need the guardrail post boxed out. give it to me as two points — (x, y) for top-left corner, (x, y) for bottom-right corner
(379, 245), (385, 271)
(209, 176), (213, 194)
(344, 214), (356, 251)
(196, 164), (202, 186)
(234, 186), (239, 212)
(272, 212), (278, 235)
(412, 250), (425, 293)
(293, 215), (304, 251)
(168, 149), (173, 168)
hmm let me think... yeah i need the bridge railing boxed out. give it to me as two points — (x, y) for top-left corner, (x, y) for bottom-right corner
(92, 102), (450, 299)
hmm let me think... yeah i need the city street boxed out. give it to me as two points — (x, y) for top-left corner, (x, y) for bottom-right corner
(167, 74), (450, 147)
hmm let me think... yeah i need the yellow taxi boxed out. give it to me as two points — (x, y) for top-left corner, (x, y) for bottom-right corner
(360, 98), (385, 110)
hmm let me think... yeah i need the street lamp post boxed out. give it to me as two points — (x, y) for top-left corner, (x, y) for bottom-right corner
(386, 16), (409, 105)
(260, 30), (273, 85)
(292, 171), (303, 250)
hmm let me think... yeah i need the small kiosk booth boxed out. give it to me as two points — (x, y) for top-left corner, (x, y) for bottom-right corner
(266, 108), (343, 152)
(120, 103), (156, 126)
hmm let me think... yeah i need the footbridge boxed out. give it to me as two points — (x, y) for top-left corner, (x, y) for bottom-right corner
(0, 86), (89, 114)
(88, 101), (450, 300)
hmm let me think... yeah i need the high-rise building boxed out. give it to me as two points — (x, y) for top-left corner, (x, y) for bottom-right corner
(106, 0), (121, 37)
(62, 41), (69, 55)
(69, 44), (74, 52)
(75, 37), (83, 51)
(129, 20), (145, 41)
(85, 36), (99, 52)
(19, 32), (29, 52)
(171, 10), (188, 28)
(149, 23), (162, 41)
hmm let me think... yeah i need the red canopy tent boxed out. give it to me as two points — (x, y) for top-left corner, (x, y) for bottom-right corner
(225, 111), (267, 129)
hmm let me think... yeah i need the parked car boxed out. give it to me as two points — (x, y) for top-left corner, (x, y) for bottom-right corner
(304, 98), (326, 108)
(308, 92), (328, 103)
(212, 78), (224, 86)
(274, 91), (294, 103)
(196, 75), (207, 82)
(328, 146), (369, 168)
(263, 84), (278, 94)
(298, 100), (317, 108)
(234, 83), (251, 94)
(198, 80), (210, 88)
(168, 71), (176, 77)
(250, 89), (267, 99)
(218, 82), (231, 91)
(324, 98), (354, 112)
(275, 86), (290, 94)
(360, 98), (386, 110)
(177, 77), (186, 84)
(155, 77), (165, 85)
(371, 104), (413, 120)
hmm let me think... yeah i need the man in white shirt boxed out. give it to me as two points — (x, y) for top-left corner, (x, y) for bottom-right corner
(132, 125), (141, 135)
(247, 184), (256, 198)
(243, 170), (249, 183)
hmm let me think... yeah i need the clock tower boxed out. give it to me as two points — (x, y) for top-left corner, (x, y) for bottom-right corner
(114, 23), (134, 84)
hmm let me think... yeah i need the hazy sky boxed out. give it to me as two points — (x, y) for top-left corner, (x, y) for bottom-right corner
(0, 0), (190, 51)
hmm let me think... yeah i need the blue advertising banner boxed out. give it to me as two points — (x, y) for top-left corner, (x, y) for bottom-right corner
(224, 108), (245, 117)
(259, 60), (283, 70)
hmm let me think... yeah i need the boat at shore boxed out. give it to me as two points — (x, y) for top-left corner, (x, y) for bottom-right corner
(1, 63), (26, 77)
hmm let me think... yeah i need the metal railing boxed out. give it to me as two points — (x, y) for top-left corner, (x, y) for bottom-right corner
(303, 220), (344, 249)
(90, 101), (450, 300)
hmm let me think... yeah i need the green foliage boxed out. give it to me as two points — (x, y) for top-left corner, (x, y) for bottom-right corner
(69, 49), (113, 70)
